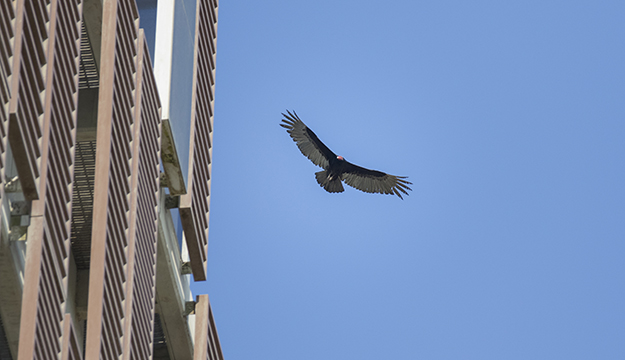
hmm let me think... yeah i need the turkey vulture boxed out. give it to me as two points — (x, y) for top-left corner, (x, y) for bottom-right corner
(280, 110), (412, 199)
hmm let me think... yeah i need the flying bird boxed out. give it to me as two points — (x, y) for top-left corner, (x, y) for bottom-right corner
(280, 110), (412, 199)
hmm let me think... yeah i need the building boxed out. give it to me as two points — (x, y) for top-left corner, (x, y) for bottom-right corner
(0, 0), (222, 359)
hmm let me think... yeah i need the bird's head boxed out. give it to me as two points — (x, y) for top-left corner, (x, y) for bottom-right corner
(337, 155), (345, 161)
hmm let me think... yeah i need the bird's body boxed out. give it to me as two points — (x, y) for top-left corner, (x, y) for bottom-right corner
(280, 110), (412, 199)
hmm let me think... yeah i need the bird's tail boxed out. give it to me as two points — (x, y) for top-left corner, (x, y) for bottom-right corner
(315, 171), (344, 193)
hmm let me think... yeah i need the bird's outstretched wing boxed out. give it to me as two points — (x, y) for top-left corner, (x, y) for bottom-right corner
(340, 161), (412, 199)
(280, 110), (336, 169)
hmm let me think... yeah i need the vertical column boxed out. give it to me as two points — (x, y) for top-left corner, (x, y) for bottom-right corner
(121, 29), (161, 360)
(84, 0), (138, 358)
(0, 0), (12, 179)
(61, 314), (83, 360)
(180, 0), (219, 282)
(193, 295), (224, 360)
(16, 0), (82, 359)
(7, 0), (49, 200)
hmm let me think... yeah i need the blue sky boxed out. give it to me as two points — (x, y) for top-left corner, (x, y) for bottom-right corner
(192, 1), (625, 359)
